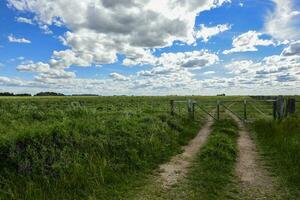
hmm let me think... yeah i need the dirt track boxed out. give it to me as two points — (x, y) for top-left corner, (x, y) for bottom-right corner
(159, 119), (213, 188)
(229, 112), (281, 199)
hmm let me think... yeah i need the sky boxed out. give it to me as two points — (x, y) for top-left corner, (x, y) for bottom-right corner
(0, 0), (300, 95)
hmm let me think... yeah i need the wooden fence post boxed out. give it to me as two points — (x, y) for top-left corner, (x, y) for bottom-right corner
(192, 102), (196, 120)
(217, 100), (220, 120)
(244, 100), (247, 121)
(273, 99), (277, 120)
(170, 100), (175, 116)
(278, 96), (285, 119)
(187, 99), (193, 119)
(287, 98), (296, 114)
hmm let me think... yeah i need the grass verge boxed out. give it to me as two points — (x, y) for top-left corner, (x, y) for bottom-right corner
(128, 118), (239, 200)
(181, 119), (239, 200)
(0, 110), (201, 200)
(252, 114), (300, 198)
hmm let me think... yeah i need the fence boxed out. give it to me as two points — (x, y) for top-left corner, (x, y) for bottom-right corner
(170, 96), (298, 122)
(0, 96), (297, 122)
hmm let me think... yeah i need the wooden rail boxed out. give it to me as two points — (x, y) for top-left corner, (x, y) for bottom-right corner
(170, 96), (297, 121)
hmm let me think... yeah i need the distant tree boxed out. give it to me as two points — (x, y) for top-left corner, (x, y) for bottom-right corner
(35, 92), (65, 96)
(72, 94), (98, 96)
(0, 92), (14, 96)
(15, 93), (32, 96)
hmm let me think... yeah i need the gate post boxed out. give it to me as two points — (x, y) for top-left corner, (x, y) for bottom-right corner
(278, 96), (285, 119)
(170, 100), (175, 116)
(273, 99), (277, 120)
(187, 99), (193, 119)
(217, 100), (220, 120)
(192, 102), (196, 120)
(244, 100), (247, 121)
(287, 98), (296, 115)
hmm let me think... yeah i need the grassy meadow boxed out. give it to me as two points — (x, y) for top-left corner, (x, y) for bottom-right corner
(0, 95), (299, 199)
(166, 119), (239, 200)
(252, 112), (300, 197)
(0, 96), (213, 199)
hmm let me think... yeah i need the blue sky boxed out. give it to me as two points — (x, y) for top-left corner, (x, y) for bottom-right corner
(1, 0), (300, 95)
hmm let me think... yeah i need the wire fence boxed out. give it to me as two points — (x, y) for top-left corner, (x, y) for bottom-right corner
(171, 97), (298, 122)
(0, 96), (298, 122)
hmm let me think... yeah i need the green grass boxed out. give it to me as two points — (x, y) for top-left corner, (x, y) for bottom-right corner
(126, 118), (239, 200)
(252, 114), (300, 198)
(4, 95), (298, 199)
(0, 96), (205, 199)
(178, 119), (239, 200)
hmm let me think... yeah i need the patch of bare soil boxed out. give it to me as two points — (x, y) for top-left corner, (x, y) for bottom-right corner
(229, 112), (282, 199)
(159, 119), (214, 188)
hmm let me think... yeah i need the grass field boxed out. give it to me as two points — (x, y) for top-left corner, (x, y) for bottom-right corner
(167, 119), (239, 200)
(252, 113), (300, 198)
(0, 96), (205, 199)
(121, 118), (239, 200)
(0, 96), (299, 199)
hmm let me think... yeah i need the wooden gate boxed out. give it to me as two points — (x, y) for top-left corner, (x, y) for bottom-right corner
(170, 96), (297, 122)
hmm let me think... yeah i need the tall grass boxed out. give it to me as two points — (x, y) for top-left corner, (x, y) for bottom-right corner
(0, 97), (201, 199)
(172, 119), (239, 200)
(253, 114), (300, 197)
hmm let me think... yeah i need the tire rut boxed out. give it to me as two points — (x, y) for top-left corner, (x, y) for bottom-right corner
(228, 112), (282, 199)
(159, 119), (214, 188)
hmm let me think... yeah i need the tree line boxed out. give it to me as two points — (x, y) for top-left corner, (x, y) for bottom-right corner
(0, 92), (99, 96)
(0, 92), (64, 96)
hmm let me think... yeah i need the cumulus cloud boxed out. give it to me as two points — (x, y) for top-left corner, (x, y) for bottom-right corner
(225, 55), (300, 86)
(136, 50), (218, 81)
(133, 50), (219, 91)
(110, 72), (130, 81)
(8, 34), (31, 43)
(158, 50), (219, 69)
(265, 0), (300, 41)
(7, 0), (230, 69)
(7, 0), (299, 95)
(195, 24), (231, 42)
(199, 53), (300, 94)
(225, 60), (257, 75)
(17, 61), (76, 79)
(0, 76), (29, 87)
(223, 31), (275, 54)
(281, 41), (300, 56)
(16, 17), (33, 24)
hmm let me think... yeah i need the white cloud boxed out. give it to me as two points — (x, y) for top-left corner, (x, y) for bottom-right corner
(6, 0), (299, 95)
(195, 24), (231, 42)
(135, 50), (219, 87)
(8, 34), (31, 43)
(12, 49), (219, 93)
(225, 60), (257, 75)
(39, 24), (53, 34)
(16, 17), (33, 24)
(158, 50), (219, 69)
(223, 31), (275, 54)
(224, 55), (300, 85)
(265, 0), (300, 41)
(133, 50), (218, 90)
(0, 76), (29, 87)
(281, 40), (300, 56)
(7, 0), (230, 69)
(17, 61), (76, 79)
(110, 72), (130, 81)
